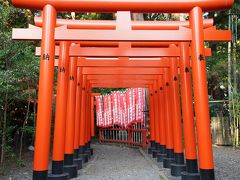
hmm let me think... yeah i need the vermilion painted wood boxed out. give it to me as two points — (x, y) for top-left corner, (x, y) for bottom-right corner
(91, 83), (151, 88)
(87, 75), (159, 80)
(35, 46), (212, 57)
(11, 0), (234, 12)
(84, 84), (89, 145)
(64, 57), (77, 155)
(52, 41), (70, 163)
(89, 80), (154, 86)
(68, 41), (173, 47)
(65, 58), (172, 68)
(40, 47), (180, 57)
(12, 27), (232, 42)
(89, 80), (154, 84)
(53, 57), (196, 69)
(157, 75), (166, 147)
(99, 127), (147, 147)
(33, 5), (56, 172)
(74, 67), (82, 151)
(190, 7), (214, 171)
(153, 80), (160, 145)
(179, 42), (198, 161)
(82, 67), (164, 75)
(149, 85), (155, 142)
(169, 54), (184, 154)
(84, 85), (89, 145)
(163, 67), (174, 151)
(89, 81), (153, 87)
(79, 75), (87, 147)
(86, 85), (92, 143)
(34, 17), (214, 30)
(91, 93), (101, 137)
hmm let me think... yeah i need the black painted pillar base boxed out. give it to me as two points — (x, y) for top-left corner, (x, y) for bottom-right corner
(148, 148), (153, 154)
(163, 149), (175, 168)
(63, 165), (78, 179)
(157, 153), (167, 162)
(83, 144), (91, 158)
(87, 141), (91, 148)
(73, 149), (83, 170)
(88, 148), (94, 155)
(78, 154), (89, 163)
(87, 141), (94, 155)
(171, 164), (186, 176)
(156, 143), (161, 150)
(49, 160), (69, 179)
(186, 159), (199, 173)
(148, 141), (156, 154)
(63, 154), (77, 179)
(171, 153), (186, 176)
(152, 149), (160, 158)
(163, 158), (175, 168)
(200, 169), (215, 180)
(150, 140), (156, 148)
(52, 160), (64, 174)
(79, 146), (90, 162)
(181, 159), (200, 180)
(157, 145), (167, 162)
(152, 143), (161, 158)
(84, 149), (91, 159)
(174, 153), (185, 164)
(79, 146), (85, 154)
(33, 170), (48, 180)
(73, 158), (83, 170)
(48, 173), (69, 180)
(74, 149), (79, 158)
(181, 171), (200, 180)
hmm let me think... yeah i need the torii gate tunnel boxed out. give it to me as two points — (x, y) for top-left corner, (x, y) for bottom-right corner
(11, 0), (234, 180)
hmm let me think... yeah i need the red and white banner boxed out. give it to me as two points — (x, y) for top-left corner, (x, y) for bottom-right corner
(95, 88), (146, 128)
(96, 96), (104, 127)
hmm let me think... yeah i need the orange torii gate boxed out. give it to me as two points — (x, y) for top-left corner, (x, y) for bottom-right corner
(52, 52), (186, 179)
(50, 48), (193, 179)
(52, 51), (167, 179)
(44, 39), (208, 180)
(10, 0), (234, 180)
(51, 54), (189, 180)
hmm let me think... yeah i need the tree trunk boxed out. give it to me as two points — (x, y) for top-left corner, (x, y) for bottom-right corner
(228, 10), (232, 123)
(19, 90), (31, 160)
(1, 90), (8, 167)
(232, 15), (238, 94)
(32, 89), (37, 145)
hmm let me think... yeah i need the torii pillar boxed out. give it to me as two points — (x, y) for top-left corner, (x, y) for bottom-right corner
(156, 75), (167, 162)
(32, 5), (56, 180)
(179, 42), (200, 179)
(190, 7), (215, 179)
(49, 41), (70, 180)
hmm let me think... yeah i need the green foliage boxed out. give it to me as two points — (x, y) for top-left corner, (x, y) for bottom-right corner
(0, 0), (39, 164)
(58, 12), (114, 20)
(207, 45), (228, 99)
(92, 88), (126, 95)
(16, 159), (26, 168)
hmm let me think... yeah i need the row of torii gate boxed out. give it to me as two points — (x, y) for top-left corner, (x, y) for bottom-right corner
(11, 0), (234, 180)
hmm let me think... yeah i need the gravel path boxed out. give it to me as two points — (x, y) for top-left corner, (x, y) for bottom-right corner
(77, 143), (166, 180)
(213, 145), (240, 180)
(144, 145), (240, 180)
(1, 144), (240, 180)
